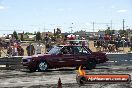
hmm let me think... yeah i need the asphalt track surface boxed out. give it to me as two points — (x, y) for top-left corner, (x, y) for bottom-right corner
(0, 62), (132, 88)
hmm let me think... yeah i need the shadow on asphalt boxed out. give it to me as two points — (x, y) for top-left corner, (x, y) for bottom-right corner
(21, 68), (77, 73)
(95, 67), (110, 69)
(21, 67), (110, 73)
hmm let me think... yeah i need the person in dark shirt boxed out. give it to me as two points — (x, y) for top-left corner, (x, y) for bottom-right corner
(130, 36), (132, 51)
(0, 43), (2, 57)
(17, 45), (24, 56)
(26, 43), (35, 56)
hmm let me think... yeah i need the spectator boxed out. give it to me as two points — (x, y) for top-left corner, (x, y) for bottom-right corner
(35, 42), (43, 55)
(0, 43), (2, 57)
(26, 43), (35, 56)
(44, 34), (51, 52)
(12, 43), (18, 56)
(17, 45), (24, 56)
(82, 37), (86, 46)
(130, 36), (132, 51)
(7, 44), (12, 57)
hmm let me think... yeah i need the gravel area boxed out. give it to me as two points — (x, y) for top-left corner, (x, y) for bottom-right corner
(0, 62), (132, 88)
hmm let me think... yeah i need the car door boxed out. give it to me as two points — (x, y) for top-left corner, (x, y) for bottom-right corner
(49, 46), (74, 67)
(73, 46), (90, 66)
(49, 54), (64, 67)
(60, 54), (75, 67)
(59, 46), (75, 67)
(46, 46), (64, 67)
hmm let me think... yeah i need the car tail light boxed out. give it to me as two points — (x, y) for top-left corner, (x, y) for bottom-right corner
(22, 58), (32, 62)
(27, 58), (31, 62)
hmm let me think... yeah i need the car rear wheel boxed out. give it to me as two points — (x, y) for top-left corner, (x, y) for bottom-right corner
(38, 61), (48, 72)
(86, 61), (96, 70)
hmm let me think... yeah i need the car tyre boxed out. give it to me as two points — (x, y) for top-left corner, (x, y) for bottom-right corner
(76, 76), (87, 85)
(86, 61), (96, 70)
(38, 61), (48, 72)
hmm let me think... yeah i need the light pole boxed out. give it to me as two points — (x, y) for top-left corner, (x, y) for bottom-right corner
(123, 19), (125, 31)
(122, 37), (125, 52)
(69, 23), (74, 33)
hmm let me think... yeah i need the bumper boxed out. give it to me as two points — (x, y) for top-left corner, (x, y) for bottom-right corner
(22, 62), (37, 69)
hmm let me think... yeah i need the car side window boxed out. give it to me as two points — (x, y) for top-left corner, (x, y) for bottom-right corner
(61, 46), (70, 54)
(75, 46), (90, 54)
(60, 46), (74, 54)
(73, 46), (79, 54)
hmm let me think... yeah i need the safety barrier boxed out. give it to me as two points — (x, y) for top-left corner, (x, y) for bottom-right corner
(0, 52), (132, 70)
(0, 56), (23, 70)
(106, 52), (132, 65)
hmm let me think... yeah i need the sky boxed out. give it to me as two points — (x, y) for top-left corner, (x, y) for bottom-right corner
(0, 0), (132, 34)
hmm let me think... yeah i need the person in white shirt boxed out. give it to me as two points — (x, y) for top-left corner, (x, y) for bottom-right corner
(12, 43), (18, 56)
(35, 42), (43, 55)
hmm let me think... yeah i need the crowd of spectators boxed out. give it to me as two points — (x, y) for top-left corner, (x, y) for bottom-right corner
(94, 34), (132, 52)
(0, 39), (45, 57)
(0, 33), (53, 57)
(0, 33), (132, 57)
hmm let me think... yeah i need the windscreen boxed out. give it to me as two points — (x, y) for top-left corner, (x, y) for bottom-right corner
(48, 46), (63, 55)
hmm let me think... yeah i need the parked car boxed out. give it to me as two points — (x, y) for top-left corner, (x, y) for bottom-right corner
(22, 45), (108, 72)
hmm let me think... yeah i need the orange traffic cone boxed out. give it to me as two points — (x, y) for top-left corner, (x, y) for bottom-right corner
(57, 77), (62, 88)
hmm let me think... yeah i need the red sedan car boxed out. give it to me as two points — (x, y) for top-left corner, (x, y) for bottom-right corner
(22, 45), (108, 72)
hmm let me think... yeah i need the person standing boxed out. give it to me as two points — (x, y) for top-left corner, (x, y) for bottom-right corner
(0, 39), (2, 57)
(17, 45), (24, 56)
(130, 36), (132, 51)
(0, 43), (2, 57)
(7, 43), (12, 57)
(35, 42), (43, 55)
(44, 34), (49, 52)
(12, 43), (18, 56)
(26, 43), (35, 56)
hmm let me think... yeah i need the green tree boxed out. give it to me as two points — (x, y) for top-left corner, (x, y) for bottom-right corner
(36, 31), (42, 41)
(53, 28), (62, 41)
(25, 32), (33, 35)
(56, 28), (61, 34)
(34, 31), (36, 35)
(105, 29), (114, 35)
(13, 31), (18, 40)
(118, 30), (128, 37)
(54, 28), (61, 36)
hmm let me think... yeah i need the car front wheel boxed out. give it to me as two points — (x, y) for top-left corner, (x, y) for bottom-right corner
(38, 61), (48, 72)
(86, 61), (96, 70)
